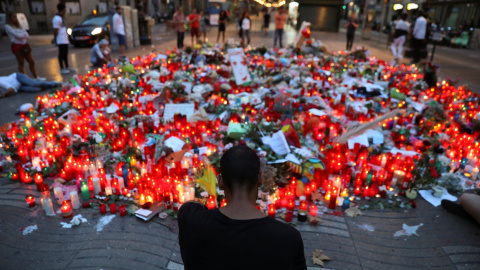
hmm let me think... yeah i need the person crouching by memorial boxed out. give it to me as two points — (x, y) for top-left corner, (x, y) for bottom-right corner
(178, 145), (307, 270)
(90, 39), (111, 68)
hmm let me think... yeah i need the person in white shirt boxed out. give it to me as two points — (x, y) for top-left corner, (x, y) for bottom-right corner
(0, 73), (60, 98)
(240, 11), (251, 45)
(391, 13), (410, 60)
(5, 13), (43, 80)
(53, 3), (75, 75)
(412, 11), (427, 63)
(90, 39), (110, 68)
(113, 6), (126, 55)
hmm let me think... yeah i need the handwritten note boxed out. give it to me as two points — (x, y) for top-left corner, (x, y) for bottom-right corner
(164, 136), (185, 152)
(228, 48), (251, 85)
(163, 103), (195, 121)
(262, 130), (290, 155)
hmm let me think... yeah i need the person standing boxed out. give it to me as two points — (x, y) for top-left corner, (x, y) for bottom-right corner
(217, 10), (227, 44)
(173, 6), (186, 49)
(5, 13), (43, 80)
(53, 3), (75, 75)
(240, 11), (251, 46)
(113, 6), (126, 56)
(345, 13), (358, 51)
(263, 9), (270, 36)
(391, 13), (410, 60)
(188, 8), (200, 46)
(412, 11), (427, 64)
(274, 7), (287, 48)
(199, 10), (207, 43)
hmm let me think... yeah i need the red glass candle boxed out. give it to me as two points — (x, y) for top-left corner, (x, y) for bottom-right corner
(61, 200), (73, 219)
(111, 178), (120, 195)
(310, 204), (318, 217)
(274, 198), (281, 209)
(122, 187), (128, 196)
(328, 188), (337, 209)
(11, 172), (19, 181)
(206, 195), (216, 210)
(287, 199), (295, 211)
(268, 204), (276, 218)
(34, 173), (43, 191)
(304, 184), (312, 201)
(220, 199), (227, 207)
(23, 173), (32, 184)
(285, 211), (293, 222)
(99, 204), (107, 214)
(109, 203), (117, 214)
(119, 204), (126, 216)
(354, 186), (362, 196)
(299, 200), (308, 211)
(25, 194), (35, 207)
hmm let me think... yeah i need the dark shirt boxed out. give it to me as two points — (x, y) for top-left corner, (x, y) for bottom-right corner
(178, 202), (307, 270)
(264, 13), (271, 24)
(219, 13), (227, 26)
(347, 19), (358, 35)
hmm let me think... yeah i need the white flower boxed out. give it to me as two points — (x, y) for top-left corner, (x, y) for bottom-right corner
(200, 191), (209, 197)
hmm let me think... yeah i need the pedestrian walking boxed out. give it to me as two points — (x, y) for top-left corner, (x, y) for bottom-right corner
(53, 3), (75, 75)
(274, 6), (287, 48)
(412, 11), (427, 64)
(217, 10), (227, 44)
(5, 12), (43, 80)
(113, 6), (126, 56)
(178, 145), (307, 270)
(90, 39), (111, 68)
(239, 11), (251, 46)
(263, 9), (271, 36)
(188, 8), (200, 46)
(199, 10), (207, 43)
(391, 13), (410, 61)
(173, 6), (186, 49)
(345, 13), (358, 51)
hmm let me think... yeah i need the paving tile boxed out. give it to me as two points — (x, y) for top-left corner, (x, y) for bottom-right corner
(449, 254), (480, 264)
(167, 261), (184, 270)
(356, 248), (453, 267)
(443, 246), (480, 254)
(456, 263), (480, 270)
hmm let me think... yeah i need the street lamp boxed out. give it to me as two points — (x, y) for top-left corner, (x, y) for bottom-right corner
(393, 4), (403, 11)
(407, 3), (419, 10)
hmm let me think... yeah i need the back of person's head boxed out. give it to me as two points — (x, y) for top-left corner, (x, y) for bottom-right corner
(57, 3), (65, 12)
(401, 13), (408, 20)
(6, 12), (18, 26)
(220, 145), (260, 192)
(417, 10), (424, 17)
(99, 39), (109, 46)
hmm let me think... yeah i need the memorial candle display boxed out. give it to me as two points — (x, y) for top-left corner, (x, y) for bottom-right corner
(268, 204), (276, 218)
(2, 44), (479, 226)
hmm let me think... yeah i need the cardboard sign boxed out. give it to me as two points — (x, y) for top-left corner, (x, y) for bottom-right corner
(163, 103), (195, 120)
(228, 48), (252, 85)
(17, 13), (29, 30)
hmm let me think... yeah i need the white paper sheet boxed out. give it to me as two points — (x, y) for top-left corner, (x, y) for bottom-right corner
(228, 48), (252, 85)
(308, 108), (326, 116)
(348, 134), (370, 149)
(285, 153), (301, 165)
(419, 189), (457, 207)
(364, 129), (384, 144)
(410, 101), (425, 112)
(163, 103), (195, 120)
(390, 147), (420, 157)
(262, 130), (290, 155)
(164, 136), (185, 152)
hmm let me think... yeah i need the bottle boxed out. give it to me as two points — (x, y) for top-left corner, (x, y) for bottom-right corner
(41, 184), (55, 216)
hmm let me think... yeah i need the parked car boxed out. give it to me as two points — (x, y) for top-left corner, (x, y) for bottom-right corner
(68, 14), (110, 47)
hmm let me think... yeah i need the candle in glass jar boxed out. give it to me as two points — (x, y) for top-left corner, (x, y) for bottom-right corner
(220, 199), (227, 207)
(34, 173), (43, 191)
(25, 194), (36, 207)
(285, 211), (293, 222)
(328, 188), (337, 209)
(99, 204), (107, 214)
(105, 186), (113, 196)
(309, 204), (318, 217)
(119, 204), (126, 216)
(471, 167), (479, 180)
(70, 191), (81, 209)
(207, 195), (216, 210)
(268, 204), (276, 218)
(80, 181), (90, 201)
(92, 177), (101, 194)
(392, 170), (405, 186)
(109, 203), (117, 214)
(53, 186), (64, 205)
(61, 200), (73, 219)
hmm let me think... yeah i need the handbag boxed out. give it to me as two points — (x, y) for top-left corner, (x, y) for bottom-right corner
(20, 44), (32, 55)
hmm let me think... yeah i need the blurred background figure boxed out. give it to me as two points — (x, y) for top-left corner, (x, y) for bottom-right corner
(263, 8), (270, 36)
(90, 39), (111, 68)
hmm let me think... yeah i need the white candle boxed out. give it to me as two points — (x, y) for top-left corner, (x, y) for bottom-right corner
(92, 178), (101, 194)
(392, 170), (405, 186)
(381, 155), (387, 167)
(70, 191), (81, 209)
(53, 187), (64, 205)
(105, 186), (113, 196)
(472, 167), (479, 180)
(42, 197), (55, 216)
(118, 178), (125, 190)
(189, 187), (195, 201)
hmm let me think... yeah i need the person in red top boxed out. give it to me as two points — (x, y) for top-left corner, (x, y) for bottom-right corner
(274, 6), (288, 48)
(188, 8), (200, 46)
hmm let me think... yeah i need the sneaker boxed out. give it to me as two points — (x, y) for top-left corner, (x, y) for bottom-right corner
(67, 67), (77, 73)
(60, 69), (70, 75)
(36, 77), (46, 81)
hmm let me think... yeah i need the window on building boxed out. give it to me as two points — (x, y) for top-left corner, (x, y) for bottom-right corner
(65, 0), (81, 15)
(29, 0), (46, 14)
(98, 2), (108, 14)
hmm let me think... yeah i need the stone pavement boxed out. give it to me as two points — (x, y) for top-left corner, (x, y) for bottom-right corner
(1, 16), (480, 270)
(1, 174), (480, 270)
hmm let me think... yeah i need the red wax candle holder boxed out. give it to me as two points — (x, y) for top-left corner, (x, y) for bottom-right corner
(99, 204), (107, 214)
(34, 173), (43, 191)
(119, 204), (126, 216)
(109, 203), (117, 214)
(61, 200), (73, 219)
(25, 194), (36, 207)
(268, 204), (276, 218)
